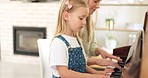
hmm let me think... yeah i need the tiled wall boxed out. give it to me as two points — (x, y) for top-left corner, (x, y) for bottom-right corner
(0, 2), (60, 64)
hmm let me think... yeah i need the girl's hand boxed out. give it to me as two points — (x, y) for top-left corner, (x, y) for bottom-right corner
(95, 68), (114, 76)
(92, 74), (110, 78)
(104, 67), (114, 74)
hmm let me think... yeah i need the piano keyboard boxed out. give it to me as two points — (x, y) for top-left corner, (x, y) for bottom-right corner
(110, 62), (126, 78)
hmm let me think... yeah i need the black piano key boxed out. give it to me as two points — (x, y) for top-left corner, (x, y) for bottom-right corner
(118, 62), (125, 65)
(110, 76), (121, 78)
(115, 70), (122, 73)
(114, 68), (120, 72)
(111, 72), (122, 76)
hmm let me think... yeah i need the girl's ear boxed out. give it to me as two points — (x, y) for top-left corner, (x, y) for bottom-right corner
(62, 11), (69, 20)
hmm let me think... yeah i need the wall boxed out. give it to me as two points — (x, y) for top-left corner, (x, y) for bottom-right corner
(0, 33), (1, 61)
(93, 4), (148, 54)
(0, 2), (60, 64)
(0, 1), (147, 64)
(95, 30), (138, 54)
(0, 0), (10, 2)
(94, 5), (148, 29)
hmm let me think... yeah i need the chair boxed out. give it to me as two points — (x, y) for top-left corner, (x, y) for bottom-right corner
(37, 39), (52, 78)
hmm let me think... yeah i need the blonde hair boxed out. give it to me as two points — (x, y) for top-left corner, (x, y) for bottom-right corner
(54, 0), (88, 38)
(79, 0), (92, 41)
(80, 0), (101, 41)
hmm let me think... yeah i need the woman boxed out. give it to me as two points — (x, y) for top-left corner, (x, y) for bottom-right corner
(81, 0), (122, 68)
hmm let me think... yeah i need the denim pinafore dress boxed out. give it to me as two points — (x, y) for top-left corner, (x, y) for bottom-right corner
(52, 35), (86, 78)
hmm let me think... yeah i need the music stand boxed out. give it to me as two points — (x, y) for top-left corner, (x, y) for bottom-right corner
(143, 11), (148, 33)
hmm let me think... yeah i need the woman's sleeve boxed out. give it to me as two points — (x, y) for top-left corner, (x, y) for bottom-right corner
(89, 30), (99, 56)
(50, 38), (68, 68)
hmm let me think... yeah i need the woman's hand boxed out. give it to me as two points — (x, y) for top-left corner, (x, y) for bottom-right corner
(87, 57), (121, 69)
(96, 47), (122, 62)
(95, 58), (121, 69)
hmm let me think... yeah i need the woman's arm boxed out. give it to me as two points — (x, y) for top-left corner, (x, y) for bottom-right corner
(57, 66), (108, 78)
(88, 27), (122, 62)
(95, 47), (122, 62)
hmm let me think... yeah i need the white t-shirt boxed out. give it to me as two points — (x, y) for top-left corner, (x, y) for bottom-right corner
(49, 34), (87, 77)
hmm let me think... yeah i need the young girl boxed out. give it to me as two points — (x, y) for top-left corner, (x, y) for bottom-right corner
(50, 0), (111, 78)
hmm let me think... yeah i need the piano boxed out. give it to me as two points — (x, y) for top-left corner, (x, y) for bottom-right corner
(111, 11), (148, 78)
(110, 45), (131, 78)
(112, 31), (142, 78)
(92, 31), (142, 78)
(92, 11), (148, 78)
(140, 11), (148, 78)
